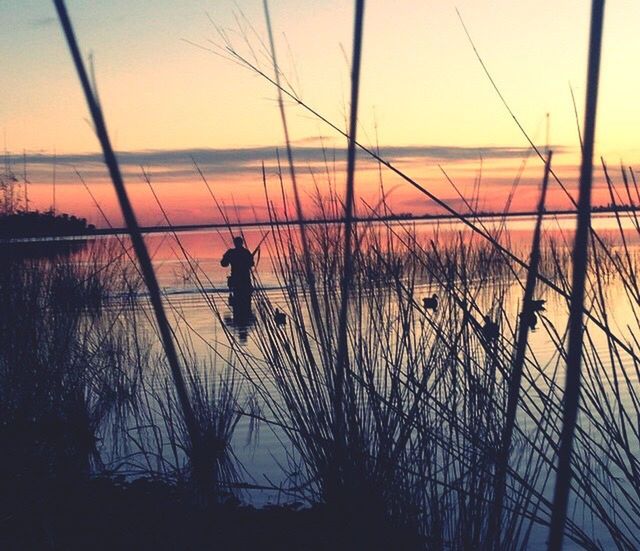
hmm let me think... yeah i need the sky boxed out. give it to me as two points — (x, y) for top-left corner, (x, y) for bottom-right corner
(2, 1), (640, 226)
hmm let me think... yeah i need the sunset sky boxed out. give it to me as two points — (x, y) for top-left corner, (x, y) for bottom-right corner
(2, 1), (640, 226)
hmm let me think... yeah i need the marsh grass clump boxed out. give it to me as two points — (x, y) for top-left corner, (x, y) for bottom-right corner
(187, 367), (245, 498)
(0, 237), (254, 548)
(224, 157), (640, 548)
(137, 357), (248, 501)
(230, 209), (522, 547)
(0, 243), (141, 537)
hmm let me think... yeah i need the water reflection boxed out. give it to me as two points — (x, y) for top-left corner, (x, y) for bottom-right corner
(0, 238), (88, 259)
(224, 292), (255, 344)
(11, 214), (640, 547)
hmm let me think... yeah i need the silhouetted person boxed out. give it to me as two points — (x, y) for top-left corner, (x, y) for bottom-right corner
(221, 236), (254, 321)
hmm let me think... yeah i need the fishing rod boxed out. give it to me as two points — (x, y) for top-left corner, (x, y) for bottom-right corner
(251, 230), (270, 257)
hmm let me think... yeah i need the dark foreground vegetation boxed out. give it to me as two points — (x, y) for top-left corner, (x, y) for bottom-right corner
(0, 243), (423, 549)
(4, 477), (418, 550)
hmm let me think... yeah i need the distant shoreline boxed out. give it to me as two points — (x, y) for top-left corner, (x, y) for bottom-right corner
(3, 206), (638, 242)
(94, 206), (639, 236)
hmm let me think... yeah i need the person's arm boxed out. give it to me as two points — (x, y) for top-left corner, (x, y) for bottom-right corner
(221, 250), (231, 267)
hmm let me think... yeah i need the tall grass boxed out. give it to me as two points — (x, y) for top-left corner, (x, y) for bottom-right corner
(226, 167), (640, 548)
(52, 0), (205, 492)
(8, 168), (640, 546)
(488, 150), (552, 550)
(549, 2), (605, 547)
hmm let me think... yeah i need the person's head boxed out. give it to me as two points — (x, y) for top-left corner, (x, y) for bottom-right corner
(233, 236), (244, 248)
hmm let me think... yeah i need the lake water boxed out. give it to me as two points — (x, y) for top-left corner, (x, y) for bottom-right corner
(84, 212), (640, 549)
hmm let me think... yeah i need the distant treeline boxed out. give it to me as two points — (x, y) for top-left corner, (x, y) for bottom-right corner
(0, 211), (96, 239)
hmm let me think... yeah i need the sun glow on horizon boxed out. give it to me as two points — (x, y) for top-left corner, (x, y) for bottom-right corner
(2, 1), (640, 225)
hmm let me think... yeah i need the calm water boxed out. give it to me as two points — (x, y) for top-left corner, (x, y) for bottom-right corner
(90, 213), (640, 549)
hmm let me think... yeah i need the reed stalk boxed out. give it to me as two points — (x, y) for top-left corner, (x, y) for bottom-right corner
(548, 2), (605, 548)
(488, 151), (552, 549)
(52, 0), (203, 487)
(334, 0), (366, 498)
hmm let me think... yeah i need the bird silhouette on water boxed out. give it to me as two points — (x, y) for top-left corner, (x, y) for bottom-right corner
(423, 294), (438, 311)
(482, 315), (499, 343)
(520, 299), (546, 330)
(274, 308), (287, 326)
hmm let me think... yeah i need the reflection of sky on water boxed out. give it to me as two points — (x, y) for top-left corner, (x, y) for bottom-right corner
(99, 214), (640, 418)
(92, 214), (640, 548)
(113, 212), (640, 291)
(92, 214), (640, 404)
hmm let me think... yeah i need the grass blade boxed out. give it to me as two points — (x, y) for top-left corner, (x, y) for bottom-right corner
(548, 2), (605, 548)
